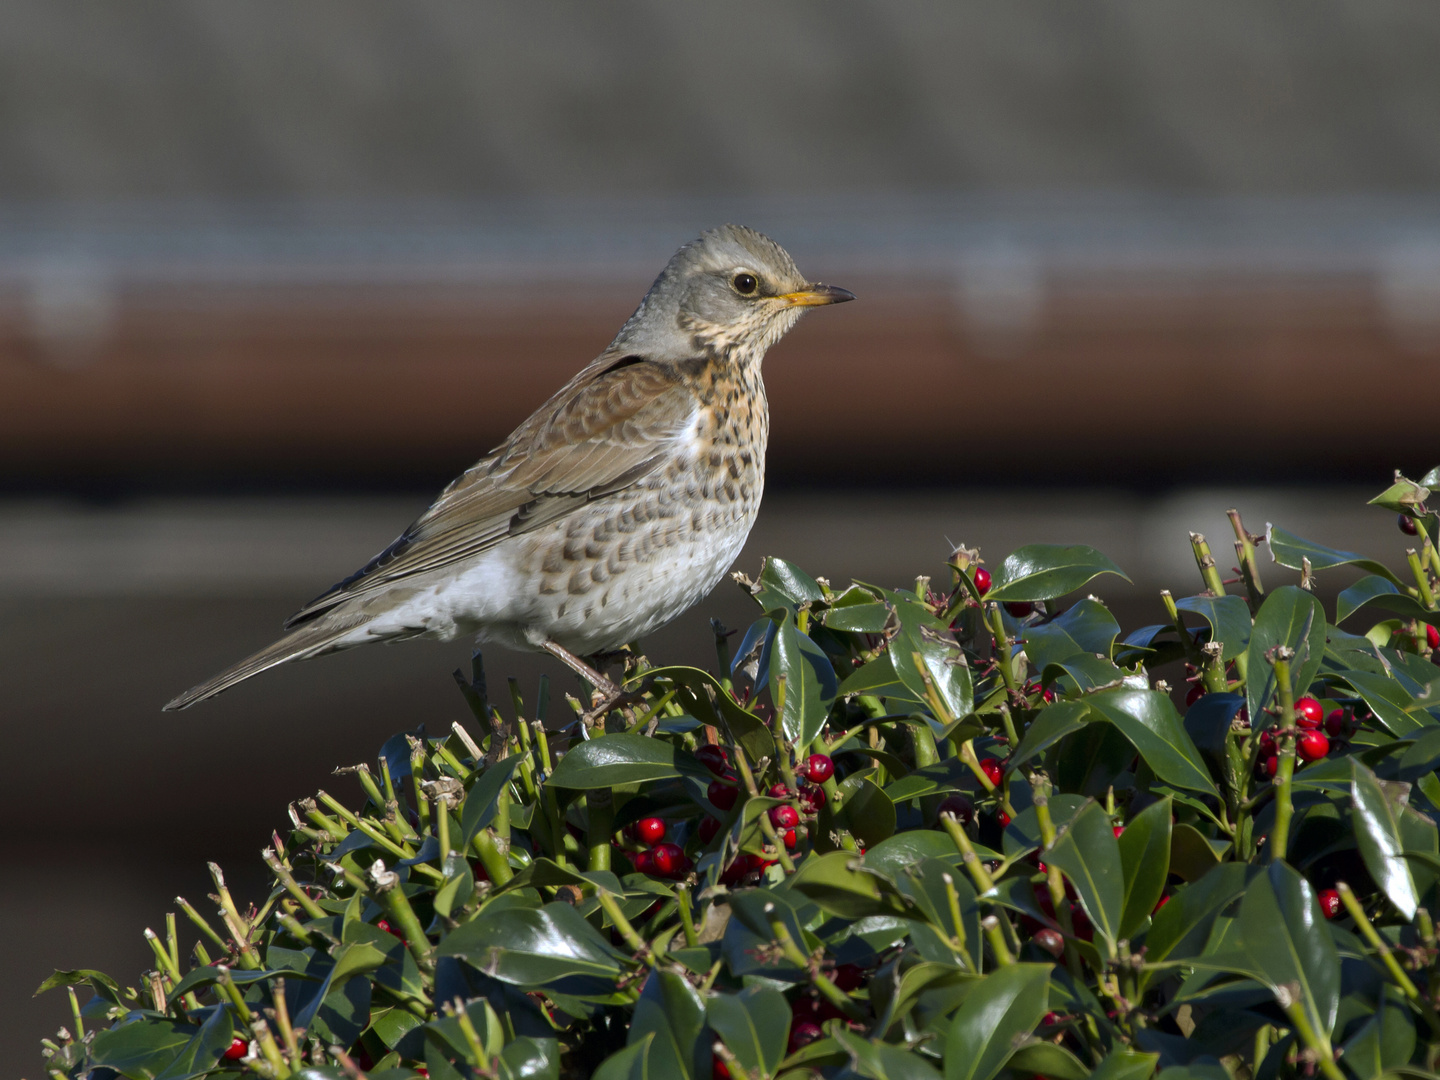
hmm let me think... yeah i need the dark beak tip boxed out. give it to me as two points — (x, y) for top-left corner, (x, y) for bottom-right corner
(816, 284), (857, 304)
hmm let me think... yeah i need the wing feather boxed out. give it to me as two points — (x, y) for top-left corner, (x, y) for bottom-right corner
(285, 356), (697, 627)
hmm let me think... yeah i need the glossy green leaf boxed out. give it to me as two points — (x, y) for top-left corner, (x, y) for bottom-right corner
(987, 545), (1130, 602)
(1245, 587), (1327, 728)
(592, 1039), (649, 1080)
(1088, 1049), (1160, 1080)
(1333, 669), (1425, 737)
(823, 601), (895, 633)
(1118, 797), (1172, 938)
(89, 1020), (195, 1079)
(882, 758), (970, 802)
(834, 776), (898, 849)
(644, 666), (774, 763)
(497, 1036), (561, 1080)
(1007, 1042), (1090, 1080)
(789, 850), (909, 919)
(1339, 984), (1415, 1080)
(894, 859), (983, 968)
(1009, 702), (1092, 771)
(1369, 475), (1431, 513)
(865, 831), (967, 880)
(459, 756), (526, 847)
(1046, 800), (1124, 957)
(706, 986), (790, 1078)
(1021, 598), (1122, 670)
(628, 969), (708, 1080)
(1168, 823), (1224, 883)
(151, 1006), (233, 1080)
(1269, 527), (1406, 587)
(756, 556), (825, 608)
(838, 651), (911, 698)
(547, 732), (702, 789)
(438, 901), (628, 983)
(1352, 760), (1420, 919)
(942, 962), (1051, 1080)
(1086, 689), (1218, 796)
(1237, 861), (1340, 1039)
(1143, 862), (1250, 970)
(1041, 653), (1126, 694)
(772, 616), (836, 748)
(835, 1028), (943, 1080)
(1337, 575), (1439, 628)
(1174, 594), (1252, 661)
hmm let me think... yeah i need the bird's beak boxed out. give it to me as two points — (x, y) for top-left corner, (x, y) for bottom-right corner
(775, 284), (856, 307)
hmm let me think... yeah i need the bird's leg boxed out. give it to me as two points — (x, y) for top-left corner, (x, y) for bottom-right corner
(541, 640), (622, 700)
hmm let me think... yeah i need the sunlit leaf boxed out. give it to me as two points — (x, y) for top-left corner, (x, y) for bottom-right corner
(987, 545), (1130, 602)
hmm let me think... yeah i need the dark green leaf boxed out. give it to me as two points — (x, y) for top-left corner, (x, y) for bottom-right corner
(1087, 1048), (1159, 1080)
(1352, 760), (1420, 919)
(1009, 702), (1092, 771)
(1168, 824), (1224, 883)
(1333, 669), (1425, 737)
(628, 969), (708, 1080)
(438, 901), (628, 983)
(789, 850), (909, 919)
(1087, 689), (1219, 796)
(644, 666), (774, 764)
(834, 776), (898, 850)
(894, 859), (982, 969)
(839, 651), (914, 699)
(942, 962), (1052, 1080)
(592, 1039), (649, 1080)
(1142, 863), (1250, 975)
(823, 601), (895, 633)
(864, 831), (967, 880)
(1174, 595), (1252, 661)
(757, 556), (825, 607)
(882, 758), (971, 802)
(987, 545), (1130, 602)
(152, 1006), (233, 1080)
(1046, 801), (1125, 957)
(547, 733), (704, 789)
(1246, 587), (1327, 728)
(1119, 797), (1172, 938)
(90, 1021), (194, 1079)
(1007, 1042), (1090, 1080)
(772, 616), (836, 748)
(1237, 861), (1340, 1039)
(706, 986), (789, 1078)
(1021, 599), (1122, 671)
(1369, 476), (1431, 513)
(1337, 576), (1439, 627)
(835, 1028), (943, 1080)
(459, 756), (526, 848)
(1040, 654), (1126, 694)
(497, 1036), (561, 1080)
(1268, 528), (1405, 588)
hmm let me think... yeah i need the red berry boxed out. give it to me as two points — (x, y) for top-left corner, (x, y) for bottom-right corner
(1185, 684), (1205, 706)
(1257, 730), (1277, 755)
(698, 816), (721, 843)
(768, 782), (792, 799)
(805, 754), (835, 783)
(651, 842), (686, 878)
(377, 918), (395, 936)
(1294, 697), (1323, 729)
(1318, 888), (1342, 919)
(1033, 928), (1065, 957)
(1112, 825), (1125, 838)
(782, 827), (797, 849)
(980, 759), (1004, 786)
(1427, 623), (1440, 650)
(800, 784), (827, 811)
(787, 1020), (823, 1053)
(973, 566), (992, 597)
(708, 780), (739, 811)
(635, 817), (666, 845)
(937, 793), (975, 825)
(1152, 894), (1170, 914)
(832, 963), (864, 991)
(1325, 708), (1347, 737)
(713, 1055), (732, 1080)
(997, 810), (1012, 827)
(770, 805), (800, 829)
(1263, 754), (1279, 778)
(223, 1037), (248, 1061)
(695, 744), (730, 776)
(1006, 601), (1033, 618)
(1041, 1012), (1061, 1027)
(1297, 730), (1330, 762)
(1399, 513), (1420, 536)
(633, 849), (656, 874)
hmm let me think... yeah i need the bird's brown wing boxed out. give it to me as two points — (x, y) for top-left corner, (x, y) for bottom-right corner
(284, 355), (698, 627)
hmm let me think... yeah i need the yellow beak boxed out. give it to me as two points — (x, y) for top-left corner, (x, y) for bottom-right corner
(776, 284), (856, 307)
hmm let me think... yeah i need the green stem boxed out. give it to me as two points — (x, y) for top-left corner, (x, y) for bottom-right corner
(985, 604), (1021, 696)
(586, 790), (613, 873)
(1277, 996), (1345, 1080)
(1227, 509), (1266, 611)
(764, 904), (865, 1021)
(1407, 548), (1437, 609)
(941, 814), (995, 892)
(1335, 882), (1440, 1039)
(1270, 652), (1297, 864)
(1189, 532), (1229, 597)
(471, 828), (514, 885)
(676, 884), (700, 948)
(598, 891), (656, 962)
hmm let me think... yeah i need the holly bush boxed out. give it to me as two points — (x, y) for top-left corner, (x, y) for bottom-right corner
(37, 470), (1440, 1080)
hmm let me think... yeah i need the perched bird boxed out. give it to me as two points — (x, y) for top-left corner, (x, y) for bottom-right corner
(165, 225), (853, 710)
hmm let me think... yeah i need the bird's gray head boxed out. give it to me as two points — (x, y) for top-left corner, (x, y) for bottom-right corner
(611, 225), (854, 362)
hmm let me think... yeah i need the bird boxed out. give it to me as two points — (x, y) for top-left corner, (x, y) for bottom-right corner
(164, 225), (853, 711)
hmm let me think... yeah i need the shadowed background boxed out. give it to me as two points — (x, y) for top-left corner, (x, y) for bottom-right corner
(3, 2), (1439, 1073)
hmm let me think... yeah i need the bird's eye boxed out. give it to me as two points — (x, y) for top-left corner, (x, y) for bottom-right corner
(732, 272), (758, 295)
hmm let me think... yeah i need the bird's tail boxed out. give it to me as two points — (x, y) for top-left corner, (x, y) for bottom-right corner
(163, 611), (369, 711)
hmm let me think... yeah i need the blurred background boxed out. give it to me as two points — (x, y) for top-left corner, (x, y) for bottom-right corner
(4, 1), (1439, 1071)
